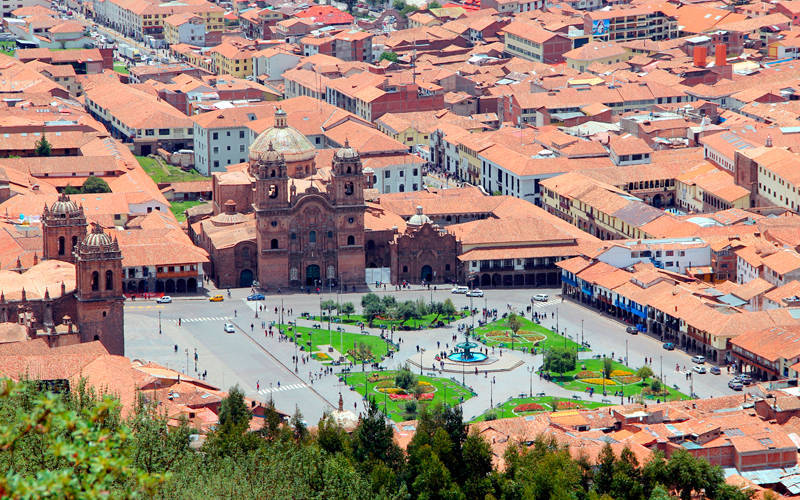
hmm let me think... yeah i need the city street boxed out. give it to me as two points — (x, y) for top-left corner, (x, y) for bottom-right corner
(125, 285), (742, 423)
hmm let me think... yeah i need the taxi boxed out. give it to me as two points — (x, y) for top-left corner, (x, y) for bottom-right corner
(209, 294), (224, 302)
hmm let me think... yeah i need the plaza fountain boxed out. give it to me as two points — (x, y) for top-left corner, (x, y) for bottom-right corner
(447, 333), (488, 363)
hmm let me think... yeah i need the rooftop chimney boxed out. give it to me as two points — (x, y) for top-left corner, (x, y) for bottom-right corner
(766, 135), (773, 148)
(693, 46), (707, 68)
(715, 44), (727, 67)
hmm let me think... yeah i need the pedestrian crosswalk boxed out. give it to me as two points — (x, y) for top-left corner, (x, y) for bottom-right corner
(176, 316), (229, 323)
(126, 305), (165, 310)
(258, 383), (307, 394)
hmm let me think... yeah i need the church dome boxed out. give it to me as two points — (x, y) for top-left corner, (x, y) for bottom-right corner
(249, 108), (315, 163)
(49, 192), (80, 216)
(335, 138), (359, 160)
(407, 206), (432, 226)
(82, 223), (113, 247)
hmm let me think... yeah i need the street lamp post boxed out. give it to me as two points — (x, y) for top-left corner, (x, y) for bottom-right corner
(158, 310), (162, 335)
(184, 348), (189, 375)
(419, 348), (425, 375)
(490, 376), (495, 407)
(581, 319), (584, 347)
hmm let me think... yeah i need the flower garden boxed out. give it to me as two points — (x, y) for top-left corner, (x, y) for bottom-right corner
(473, 396), (611, 421)
(544, 359), (689, 400)
(473, 317), (585, 353)
(280, 324), (391, 364)
(343, 370), (474, 422)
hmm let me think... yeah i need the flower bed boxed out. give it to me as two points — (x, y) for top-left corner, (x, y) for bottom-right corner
(313, 352), (331, 361)
(517, 331), (546, 344)
(376, 380), (394, 389)
(575, 370), (601, 379)
(614, 375), (642, 385)
(377, 387), (407, 395)
(389, 393), (413, 400)
(581, 378), (616, 386)
(418, 393), (434, 400)
(610, 370), (632, 377)
(642, 387), (669, 397)
(514, 403), (544, 412)
(555, 401), (582, 410)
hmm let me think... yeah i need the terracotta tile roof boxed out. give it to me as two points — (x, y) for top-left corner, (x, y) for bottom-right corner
(762, 249), (800, 275)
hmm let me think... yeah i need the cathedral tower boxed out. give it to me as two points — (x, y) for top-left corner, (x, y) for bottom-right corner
(74, 223), (124, 355)
(42, 193), (87, 263)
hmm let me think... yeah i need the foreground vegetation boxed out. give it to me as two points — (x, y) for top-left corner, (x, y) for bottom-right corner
(136, 155), (207, 183)
(0, 379), (757, 499)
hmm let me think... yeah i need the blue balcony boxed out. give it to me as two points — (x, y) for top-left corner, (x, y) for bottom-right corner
(581, 286), (593, 297)
(562, 274), (578, 287)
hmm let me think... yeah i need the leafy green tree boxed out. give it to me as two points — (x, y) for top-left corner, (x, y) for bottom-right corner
(428, 0), (441, 7)
(508, 313), (523, 350)
(62, 185), (81, 194)
(543, 346), (577, 377)
(317, 413), (349, 455)
(410, 444), (464, 499)
(649, 484), (671, 500)
(395, 366), (417, 390)
(128, 395), (192, 475)
(340, 301), (355, 319)
(442, 298), (456, 317)
(603, 357), (614, 380)
(34, 134), (51, 156)
(261, 398), (283, 440)
(594, 443), (616, 494)
(502, 436), (585, 500)
(291, 406), (308, 443)
(0, 380), (165, 497)
(461, 432), (493, 499)
(611, 446), (643, 500)
(321, 299), (337, 319)
(379, 51), (399, 62)
(651, 378), (663, 394)
(82, 176), (111, 193)
(351, 399), (403, 471)
(397, 300), (422, 326)
(217, 385), (250, 433)
(636, 365), (654, 381)
(362, 293), (387, 324)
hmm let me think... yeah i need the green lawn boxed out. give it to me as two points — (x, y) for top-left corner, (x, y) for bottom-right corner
(310, 311), (468, 329)
(344, 370), (474, 422)
(136, 155), (207, 184)
(472, 396), (611, 422)
(113, 62), (129, 75)
(279, 324), (391, 364)
(474, 317), (585, 353)
(0, 42), (14, 57)
(170, 200), (204, 222)
(544, 358), (688, 401)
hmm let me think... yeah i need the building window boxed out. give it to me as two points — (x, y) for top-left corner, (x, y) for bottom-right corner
(309, 231), (316, 243)
(105, 270), (114, 290)
(347, 235), (355, 245)
(212, 132), (218, 140)
(384, 171), (390, 178)
(91, 271), (99, 291)
(403, 265), (408, 272)
(270, 238), (278, 249)
(58, 236), (65, 255)
(239, 130), (244, 138)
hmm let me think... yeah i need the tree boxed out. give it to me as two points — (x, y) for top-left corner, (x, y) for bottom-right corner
(340, 301), (355, 319)
(603, 357), (614, 380)
(321, 299), (337, 319)
(62, 184), (81, 194)
(594, 443), (616, 494)
(651, 378), (662, 394)
(362, 293), (387, 324)
(395, 366), (417, 390)
(441, 298), (456, 317)
(397, 300), (422, 327)
(34, 134), (51, 156)
(379, 51), (399, 63)
(636, 365), (654, 382)
(217, 385), (250, 434)
(261, 398), (283, 440)
(543, 346), (577, 377)
(428, 0), (442, 7)
(82, 176), (111, 193)
(461, 432), (493, 499)
(351, 398), (403, 471)
(508, 313), (523, 351)
(291, 405), (308, 443)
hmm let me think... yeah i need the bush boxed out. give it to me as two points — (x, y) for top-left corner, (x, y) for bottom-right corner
(483, 410), (498, 421)
(513, 403), (544, 413)
(651, 379), (662, 393)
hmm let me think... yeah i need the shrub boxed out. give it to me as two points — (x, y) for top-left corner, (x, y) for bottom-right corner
(513, 403), (544, 412)
(610, 370), (632, 377)
(581, 378), (616, 386)
(395, 368), (417, 390)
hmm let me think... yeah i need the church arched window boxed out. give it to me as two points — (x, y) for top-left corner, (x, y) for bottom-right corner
(91, 271), (99, 291)
(105, 270), (113, 291)
(268, 184), (278, 198)
(270, 239), (278, 249)
(347, 235), (355, 246)
(71, 236), (78, 252)
(309, 230), (316, 243)
(344, 182), (354, 195)
(58, 236), (65, 255)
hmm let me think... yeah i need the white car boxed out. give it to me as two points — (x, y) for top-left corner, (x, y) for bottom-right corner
(223, 322), (235, 333)
(691, 355), (706, 364)
(156, 296), (172, 304)
(466, 289), (484, 297)
(532, 293), (549, 302)
(693, 365), (707, 374)
(451, 286), (469, 294)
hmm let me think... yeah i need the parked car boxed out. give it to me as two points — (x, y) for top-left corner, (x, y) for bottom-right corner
(223, 322), (235, 333)
(156, 296), (172, 304)
(466, 289), (484, 297)
(626, 326), (638, 334)
(247, 293), (265, 301)
(710, 366), (721, 375)
(532, 293), (549, 302)
(728, 379), (743, 390)
(209, 294), (224, 302)
(693, 365), (707, 374)
(691, 355), (705, 364)
(451, 286), (469, 294)
(738, 374), (752, 385)
(662, 342), (675, 350)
